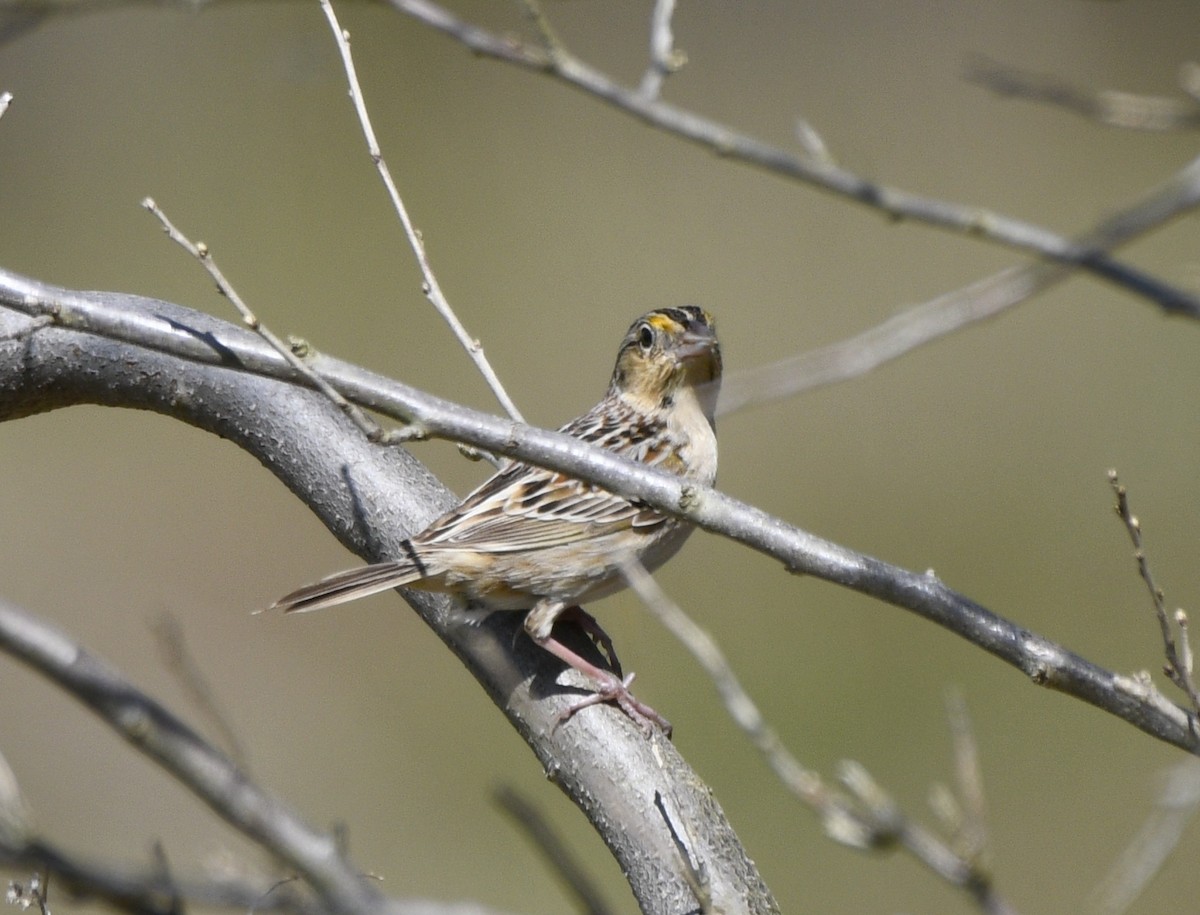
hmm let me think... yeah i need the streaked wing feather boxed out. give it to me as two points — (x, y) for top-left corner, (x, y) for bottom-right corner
(418, 398), (674, 554)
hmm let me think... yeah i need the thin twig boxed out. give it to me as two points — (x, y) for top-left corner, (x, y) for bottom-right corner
(319, 0), (524, 428)
(1180, 62), (1200, 104)
(793, 118), (834, 166)
(717, 151), (1200, 415)
(945, 690), (988, 862)
(4, 870), (50, 915)
(0, 748), (31, 846)
(838, 761), (1015, 915)
(638, 0), (682, 100)
(151, 613), (249, 770)
(4, 271), (1199, 756)
(492, 786), (612, 915)
(617, 559), (831, 814)
(3, 831), (493, 915)
(1109, 470), (1200, 717)
(0, 598), (385, 915)
(142, 197), (421, 445)
(966, 56), (1200, 132)
(146, 843), (179, 915)
(617, 558), (1018, 914)
(383, 0), (1200, 318)
(1089, 758), (1200, 915)
(513, 0), (566, 65)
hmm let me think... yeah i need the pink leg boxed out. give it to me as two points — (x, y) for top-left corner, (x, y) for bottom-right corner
(524, 598), (670, 736)
(536, 632), (672, 737)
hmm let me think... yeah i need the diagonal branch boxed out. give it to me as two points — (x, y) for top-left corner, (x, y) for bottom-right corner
(0, 599), (387, 915)
(718, 152), (1200, 414)
(0, 2), (1194, 315)
(0, 273), (779, 915)
(0, 601), (531, 915)
(1, 838), (323, 915)
(966, 56), (1200, 132)
(1, 268), (1196, 762)
(383, 0), (1200, 318)
(620, 559), (1018, 915)
(318, 0), (524, 425)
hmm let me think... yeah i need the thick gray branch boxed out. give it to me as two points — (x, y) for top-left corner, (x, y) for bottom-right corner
(0, 273), (779, 915)
(2, 270), (1197, 763)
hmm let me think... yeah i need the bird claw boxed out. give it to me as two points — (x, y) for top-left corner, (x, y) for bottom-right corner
(554, 670), (672, 738)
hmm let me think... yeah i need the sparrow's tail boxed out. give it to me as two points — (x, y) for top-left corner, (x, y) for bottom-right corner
(271, 557), (426, 614)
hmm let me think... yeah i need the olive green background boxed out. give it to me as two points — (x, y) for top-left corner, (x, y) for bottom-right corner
(2, 2), (1199, 913)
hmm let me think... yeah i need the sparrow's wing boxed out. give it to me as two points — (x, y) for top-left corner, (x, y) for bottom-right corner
(418, 398), (679, 553)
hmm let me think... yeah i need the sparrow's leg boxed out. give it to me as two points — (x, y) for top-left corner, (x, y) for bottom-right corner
(560, 605), (623, 677)
(524, 599), (671, 736)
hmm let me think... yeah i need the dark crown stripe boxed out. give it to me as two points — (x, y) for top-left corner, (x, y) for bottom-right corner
(656, 305), (709, 329)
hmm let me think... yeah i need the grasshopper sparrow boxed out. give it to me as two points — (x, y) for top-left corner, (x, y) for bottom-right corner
(273, 306), (721, 734)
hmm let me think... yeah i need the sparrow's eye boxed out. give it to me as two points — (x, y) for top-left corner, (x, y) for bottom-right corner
(637, 324), (654, 351)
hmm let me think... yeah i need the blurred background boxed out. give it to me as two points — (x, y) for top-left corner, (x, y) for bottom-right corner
(2, 1), (1199, 912)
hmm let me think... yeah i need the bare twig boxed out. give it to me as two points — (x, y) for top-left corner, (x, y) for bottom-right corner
(2, 837), (316, 915)
(3, 272), (1198, 757)
(617, 559), (1017, 914)
(638, 0), (682, 100)
(1089, 758), (1200, 915)
(4, 870), (50, 915)
(843, 760), (1016, 915)
(145, 843), (180, 915)
(143, 197), (421, 445)
(0, 598), (386, 915)
(320, 0), (524, 428)
(2, 835), (517, 915)
(718, 151), (1200, 415)
(0, 749), (31, 848)
(1109, 470), (1200, 717)
(1180, 62), (1200, 104)
(513, 0), (566, 64)
(151, 613), (249, 770)
(718, 262), (1063, 415)
(617, 558), (826, 810)
(793, 118), (834, 167)
(383, 0), (1200, 318)
(943, 688), (988, 868)
(493, 786), (612, 915)
(966, 57), (1200, 132)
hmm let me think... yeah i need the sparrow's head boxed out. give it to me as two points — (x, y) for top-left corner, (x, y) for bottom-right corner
(609, 306), (721, 418)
